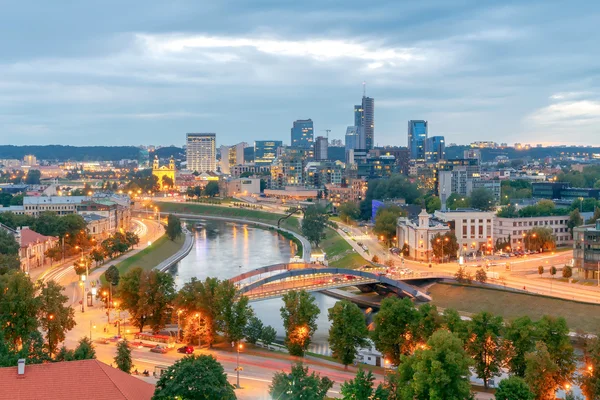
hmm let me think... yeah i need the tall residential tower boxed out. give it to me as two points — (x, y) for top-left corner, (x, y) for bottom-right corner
(408, 120), (428, 161)
(186, 133), (216, 172)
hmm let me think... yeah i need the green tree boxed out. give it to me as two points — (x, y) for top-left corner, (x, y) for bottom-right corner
(504, 316), (537, 377)
(562, 265), (573, 279)
(442, 308), (468, 341)
(166, 214), (183, 241)
(581, 336), (600, 400)
(301, 206), (329, 247)
(338, 202), (361, 223)
(525, 342), (560, 400)
(475, 268), (488, 283)
(414, 303), (443, 343)
(25, 169), (41, 184)
(280, 290), (320, 356)
(550, 266), (557, 278)
(55, 345), (75, 362)
(0, 272), (39, 351)
(425, 195), (442, 213)
(373, 206), (403, 246)
(567, 209), (583, 238)
(341, 368), (389, 400)
(535, 315), (576, 387)
(430, 232), (459, 262)
(0, 230), (20, 256)
(203, 181), (220, 197)
(269, 363), (333, 400)
(175, 277), (220, 347)
(394, 330), (473, 400)
(370, 297), (420, 365)
(446, 193), (471, 210)
(327, 300), (369, 368)
(466, 311), (505, 389)
(153, 355), (236, 400)
(471, 187), (496, 210)
(538, 266), (544, 278)
(261, 326), (277, 347)
(73, 337), (96, 360)
(114, 339), (133, 373)
(495, 376), (534, 400)
(215, 280), (252, 343)
(37, 280), (75, 355)
(244, 316), (264, 344)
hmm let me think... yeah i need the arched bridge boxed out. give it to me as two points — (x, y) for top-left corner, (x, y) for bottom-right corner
(233, 267), (432, 302)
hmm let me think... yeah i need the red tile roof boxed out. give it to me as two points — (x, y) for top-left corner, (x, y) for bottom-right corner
(19, 227), (57, 248)
(0, 359), (155, 400)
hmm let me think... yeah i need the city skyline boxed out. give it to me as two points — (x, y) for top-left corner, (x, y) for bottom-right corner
(1, 1), (600, 147)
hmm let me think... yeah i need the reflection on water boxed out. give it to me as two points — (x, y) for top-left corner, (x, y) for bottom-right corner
(172, 219), (337, 353)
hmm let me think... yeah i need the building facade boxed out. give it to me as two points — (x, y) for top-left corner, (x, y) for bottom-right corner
(434, 209), (494, 254)
(291, 119), (314, 149)
(230, 164), (272, 178)
(152, 156), (176, 190)
(396, 210), (450, 262)
(425, 136), (445, 162)
(408, 120), (428, 161)
(315, 136), (328, 161)
(573, 222), (600, 279)
(361, 96), (374, 150)
(494, 215), (572, 248)
(219, 143), (245, 175)
(186, 133), (216, 173)
(254, 140), (282, 166)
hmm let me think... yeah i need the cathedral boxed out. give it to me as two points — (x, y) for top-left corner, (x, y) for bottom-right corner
(152, 155), (176, 191)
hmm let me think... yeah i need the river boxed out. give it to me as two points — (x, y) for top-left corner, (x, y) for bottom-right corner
(172, 219), (337, 355)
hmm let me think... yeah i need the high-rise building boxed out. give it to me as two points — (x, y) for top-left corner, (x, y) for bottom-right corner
(425, 136), (445, 162)
(254, 140), (282, 166)
(23, 154), (37, 166)
(290, 119), (314, 149)
(219, 143), (245, 175)
(345, 126), (360, 164)
(408, 120), (428, 161)
(315, 136), (328, 161)
(186, 133), (216, 173)
(354, 97), (374, 150)
(354, 105), (363, 127)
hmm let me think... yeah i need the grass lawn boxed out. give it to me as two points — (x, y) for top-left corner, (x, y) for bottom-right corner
(429, 282), (600, 333)
(329, 252), (368, 269)
(114, 234), (185, 275)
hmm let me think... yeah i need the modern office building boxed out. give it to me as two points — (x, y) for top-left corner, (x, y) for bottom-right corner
(426, 136), (445, 162)
(494, 215), (572, 249)
(573, 221), (600, 279)
(186, 133), (216, 173)
(354, 93), (375, 151)
(254, 140), (282, 166)
(354, 104), (363, 127)
(345, 126), (360, 152)
(532, 182), (600, 200)
(408, 120), (428, 161)
(219, 143), (245, 175)
(290, 119), (314, 149)
(315, 136), (329, 161)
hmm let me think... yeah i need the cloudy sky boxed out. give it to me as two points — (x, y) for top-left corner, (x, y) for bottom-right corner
(1, 0), (600, 147)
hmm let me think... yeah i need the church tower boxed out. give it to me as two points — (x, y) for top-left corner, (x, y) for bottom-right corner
(169, 156), (175, 171)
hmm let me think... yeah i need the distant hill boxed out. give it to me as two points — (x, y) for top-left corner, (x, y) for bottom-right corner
(0, 145), (141, 162)
(445, 145), (600, 162)
(154, 146), (185, 160)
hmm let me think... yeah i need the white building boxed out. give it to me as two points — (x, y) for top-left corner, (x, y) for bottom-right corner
(186, 133), (216, 173)
(434, 209), (495, 255)
(22, 196), (88, 216)
(219, 143), (246, 175)
(494, 215), (572, 249)
(396, 210), (450, 262)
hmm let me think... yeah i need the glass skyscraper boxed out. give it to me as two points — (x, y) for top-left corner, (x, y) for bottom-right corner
(254, 140), (282, 165)
(290, 119), (314, 149)
(354, 97), (374, 150)
(408, 120), (428, 161)
(425, 135), (445, 162)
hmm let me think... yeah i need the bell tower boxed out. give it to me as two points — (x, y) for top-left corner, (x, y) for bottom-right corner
(153, 155), (159, 171)
(169, 156), (175, 171)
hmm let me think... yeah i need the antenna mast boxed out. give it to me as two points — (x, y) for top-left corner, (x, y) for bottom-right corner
(362, 81), (366, 97)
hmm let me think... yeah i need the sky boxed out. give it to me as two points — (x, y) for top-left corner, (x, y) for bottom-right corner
(1, 0), (600, 148)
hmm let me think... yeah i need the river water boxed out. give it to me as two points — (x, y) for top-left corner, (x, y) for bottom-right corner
(172, 219), (337, 354)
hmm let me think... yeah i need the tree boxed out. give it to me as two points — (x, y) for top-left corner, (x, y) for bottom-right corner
(414, 303), (443, 343)
(504, 316), (537, 377)
(338, 202), (361, 223)
(73, 337), (96, 360)
(550, 266), (557, 278)
(261, 326), (277, 347)
(425, 195), (442, 213)
(215, 280), (252, 343)
(104, 265), (120, 287)
(538, 266), (544, 278)
(567, 209), (583, 238)
(370, 297), (420, 365)
(204, 181), (220, 197)
(475, 268), (488, 283)
(562, 265), (573, 279)
(466, 311), (505, 389)
(525, 342), (560, 400)
(301, 206), (328, 247)
(166, 214), (183, 241)
(153, 355), (236, 400)
(341, 368), (389, 400)
(114, 339), (133, 373)
(161, 175), (173, 189)
(280, 290), (320, 356)
(471, 187), (496, 210)
(175, 277), (220, 347)
(430, 232), (459, 262)
(373, 206), (404, 246)
(446, 193), (471, 210)
(327, 300), (369, 368)
(535, 315), (576, 388)
(269, 363), (333, 400)
(0, 230), (20, 256)
(244, 316), (264, 344)
(54, 345), (75, 362)
(37, 280), (75, 355)
(443, 308), (468, 341)
(139, 270), (177, 333)
(394, 330), (473, 400)
(581, 337), (600, 400)
(495, 376), (534, 400)
(25, 169), (41, 184)
(0, 272), (40, 352)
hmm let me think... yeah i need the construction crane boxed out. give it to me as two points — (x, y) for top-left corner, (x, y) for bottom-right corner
(322, 129), (331, 141)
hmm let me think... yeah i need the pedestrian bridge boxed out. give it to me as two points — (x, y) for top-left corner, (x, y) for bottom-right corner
(230, 265), (435, 302)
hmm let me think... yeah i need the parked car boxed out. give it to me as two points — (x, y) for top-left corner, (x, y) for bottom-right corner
(177, 346), (194, 354)
(150, 345), (168, 354)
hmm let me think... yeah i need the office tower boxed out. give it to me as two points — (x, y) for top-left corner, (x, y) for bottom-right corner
(354, 105), (363, 127)
(425, 136), (445, 162)
(408, 120), (428, 161)
(315, 136), (328, 161)
(254, 140), (282, 166)
(345, 126), (360, 163)
(186, 133), (216, 172)
(219, 143), (245, 175)
(290, 119), (314, 149)
(23, 154), (37, 166)
(354, 93), (374, 150)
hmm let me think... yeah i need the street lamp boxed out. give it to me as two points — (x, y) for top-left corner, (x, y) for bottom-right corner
(234, 341), (243, 389)
(80, 274), (86, 313)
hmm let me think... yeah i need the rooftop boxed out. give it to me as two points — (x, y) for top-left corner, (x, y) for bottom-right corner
(23, 196), (89, 205)
(19, 227), (57, 247)
(0, 359), (154, 400)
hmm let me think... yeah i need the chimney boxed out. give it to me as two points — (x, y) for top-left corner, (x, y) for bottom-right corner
(17, 359), (25, 375)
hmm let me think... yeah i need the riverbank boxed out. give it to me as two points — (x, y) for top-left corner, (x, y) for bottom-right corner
(113, 234), (186, 275)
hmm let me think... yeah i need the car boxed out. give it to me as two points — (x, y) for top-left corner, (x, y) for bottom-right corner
(500, 254), (510, 258)
(177, 346), (194, 354)
(150, 345), (169, 354)
(345, 275), (356, 280)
